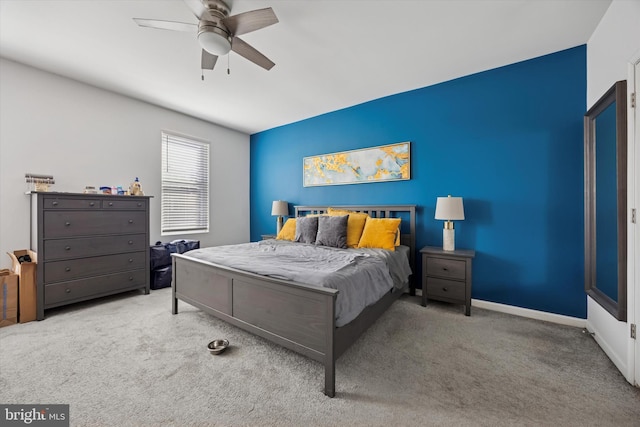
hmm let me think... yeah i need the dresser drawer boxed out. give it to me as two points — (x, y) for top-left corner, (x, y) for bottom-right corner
(426, 277), (466, 302)
(43, 197), (101, 210)
(44, 251), (146, 283)
(43, 234), (147, 261)
(43, 211), (147, 238)
(102, 198), (147, 210)
(45, 269), (146, 306)
(426, 257), (466, 280)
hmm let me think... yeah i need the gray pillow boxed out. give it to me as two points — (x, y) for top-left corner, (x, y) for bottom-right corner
(295, 216), (319, 244)
(315, 215), (348, 249)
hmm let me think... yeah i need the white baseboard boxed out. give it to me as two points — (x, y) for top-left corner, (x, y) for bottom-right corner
(471, 299), (587, 328)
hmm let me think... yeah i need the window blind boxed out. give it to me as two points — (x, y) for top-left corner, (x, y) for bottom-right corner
(161, 132), (210, 234)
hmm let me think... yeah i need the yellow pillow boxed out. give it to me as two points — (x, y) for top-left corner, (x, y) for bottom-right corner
(357, 218), (401, 251)
(327, 208), (369, 248)
(276, 218), (296, 241)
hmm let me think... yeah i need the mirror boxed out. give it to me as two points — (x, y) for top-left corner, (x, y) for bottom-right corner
(584, 80), (627, 321)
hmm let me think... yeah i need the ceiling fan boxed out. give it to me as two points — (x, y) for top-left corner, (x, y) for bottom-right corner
(134, 0), (278, 74)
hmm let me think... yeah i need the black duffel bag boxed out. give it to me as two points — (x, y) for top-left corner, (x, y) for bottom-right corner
(166, 239), (200, 255)
(150, 265), (172, 290)
(150, 241), (171, 270)
(150, 239), (200, 271)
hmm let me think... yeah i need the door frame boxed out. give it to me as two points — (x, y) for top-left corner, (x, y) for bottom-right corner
(631, 51), (640, 387)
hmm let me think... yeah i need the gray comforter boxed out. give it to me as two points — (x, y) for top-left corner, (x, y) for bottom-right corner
(183, 240), (412, 327)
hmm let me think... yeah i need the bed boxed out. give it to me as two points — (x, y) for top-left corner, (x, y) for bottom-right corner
(171, 205), (416, 397)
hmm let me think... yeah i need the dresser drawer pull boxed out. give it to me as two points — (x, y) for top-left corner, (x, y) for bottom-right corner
(65, 221), (71, 226)
(89, 202), (95, 207)
(442, 267), (448, 271)
(65, 288), (71, 293)
(128, 258), (134, 263)
(65, 246), (71, 251)
(128, 240), (133, 245)
(65, 267), (71, 272)
(137, 202), (142, 207)
(128, 276), (134, 281)
(108, 202), (113, 206)
(128, 219), (134, 224)
(52, 201), (58, 206)
(442, 287), (448, 292)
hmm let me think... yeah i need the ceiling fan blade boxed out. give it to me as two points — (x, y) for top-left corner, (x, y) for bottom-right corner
(201, 50), (218, 70)
(133, 18), (197, 32)
(231, 37), (275, 70)
(223, 7), (278, 36)
(183, 0), (214, 21)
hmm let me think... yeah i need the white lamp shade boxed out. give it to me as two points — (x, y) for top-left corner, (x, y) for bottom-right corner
(435, 196), (465, 220)
(271, 200), (289, 216)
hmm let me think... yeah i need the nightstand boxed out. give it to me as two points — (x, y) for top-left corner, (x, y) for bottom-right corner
(420, 246), (475, 316)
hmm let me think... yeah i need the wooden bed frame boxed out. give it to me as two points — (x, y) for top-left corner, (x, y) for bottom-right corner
(171, 205), (416, 397)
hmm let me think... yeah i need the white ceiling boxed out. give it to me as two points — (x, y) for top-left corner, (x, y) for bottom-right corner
(0, 0), (611, 135)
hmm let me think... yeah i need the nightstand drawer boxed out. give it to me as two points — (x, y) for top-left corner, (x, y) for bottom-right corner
(426, 277), (466, 302)
(426, 257), (466, 280)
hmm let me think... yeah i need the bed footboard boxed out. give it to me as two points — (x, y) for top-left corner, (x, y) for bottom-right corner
(172, 254), (339, 397)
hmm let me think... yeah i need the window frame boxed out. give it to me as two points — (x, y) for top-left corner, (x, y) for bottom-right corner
(161, 131), (210, 236)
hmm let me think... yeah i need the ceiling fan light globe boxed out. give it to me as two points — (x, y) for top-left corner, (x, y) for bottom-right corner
(198, 31), (231, 55)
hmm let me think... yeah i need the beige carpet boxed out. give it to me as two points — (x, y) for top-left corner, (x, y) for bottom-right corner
(1, 288), (638, 426)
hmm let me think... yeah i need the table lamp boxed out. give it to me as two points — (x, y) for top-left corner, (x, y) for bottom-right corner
(271, 200), (289, 234)
(434, 195), (465, 251)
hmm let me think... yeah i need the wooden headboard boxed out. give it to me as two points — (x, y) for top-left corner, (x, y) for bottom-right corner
(294, 205), (416, 294)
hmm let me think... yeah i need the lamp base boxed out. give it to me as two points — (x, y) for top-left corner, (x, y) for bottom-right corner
(276, 216), (284, 235)
(443, 228), (455, 251)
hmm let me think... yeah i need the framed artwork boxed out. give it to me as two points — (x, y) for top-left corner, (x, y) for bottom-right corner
(303, 142), (411, 187)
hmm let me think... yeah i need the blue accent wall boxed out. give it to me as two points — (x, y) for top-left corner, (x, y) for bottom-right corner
(250, 45), (586, 318)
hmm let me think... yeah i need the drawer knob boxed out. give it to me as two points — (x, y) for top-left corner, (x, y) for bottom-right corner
(128, 258), (133, 263)
(65, 289), (71, 293)
(52, 201), (58, 206)
(108, 202), (113, 206)
(442, 267), (448, 271)
(65, 267), (71, 272)
(442, 287), (448, 292)
(65, 246), (71, 251)
(128, 276), (134, 281)
(128, 219), (134, 224)
(137, 203), (142, 207)
(89, 202), (95, 206)
(128, 240), (133, 245)
(65, 222), (71, 226)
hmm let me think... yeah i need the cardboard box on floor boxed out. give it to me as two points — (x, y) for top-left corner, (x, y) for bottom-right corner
(0, 270), (18, 327)
(7, 250), (37, 323)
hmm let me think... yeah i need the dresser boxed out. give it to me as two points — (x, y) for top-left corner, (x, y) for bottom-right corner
(420, 246), (475, 316)
(31, 192), (151, 320)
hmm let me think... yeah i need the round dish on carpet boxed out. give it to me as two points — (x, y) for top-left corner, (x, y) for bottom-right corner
(207, 339), (229, 355)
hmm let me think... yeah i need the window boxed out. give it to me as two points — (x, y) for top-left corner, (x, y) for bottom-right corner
(161, 131), (210, 235)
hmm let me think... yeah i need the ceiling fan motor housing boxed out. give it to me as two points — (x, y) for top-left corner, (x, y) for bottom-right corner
(197, 1), (232, 55)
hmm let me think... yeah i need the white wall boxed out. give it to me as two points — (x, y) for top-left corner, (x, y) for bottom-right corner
(0, 58), (250, 270)
(586, 0), (640, 384)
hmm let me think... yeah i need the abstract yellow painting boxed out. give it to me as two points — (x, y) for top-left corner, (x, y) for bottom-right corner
(303, 142), (410, 187)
